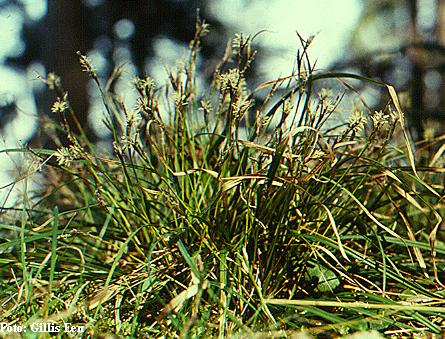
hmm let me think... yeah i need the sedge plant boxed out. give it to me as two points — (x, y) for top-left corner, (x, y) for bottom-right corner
(0, 20), (445, 337)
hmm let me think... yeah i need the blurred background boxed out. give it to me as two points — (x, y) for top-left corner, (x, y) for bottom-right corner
(0, 0), (444, 200)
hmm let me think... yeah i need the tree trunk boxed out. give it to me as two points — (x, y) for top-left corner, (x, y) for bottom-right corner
(436, 0), (445, 124)
(41, 0), (94, 146)
(407, 0), (424, 140)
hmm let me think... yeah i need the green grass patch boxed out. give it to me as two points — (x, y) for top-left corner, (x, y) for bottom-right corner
(0, 22), (444, 337)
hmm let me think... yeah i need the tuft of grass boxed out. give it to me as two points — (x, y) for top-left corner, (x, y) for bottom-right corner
(0, 21), (444, 337)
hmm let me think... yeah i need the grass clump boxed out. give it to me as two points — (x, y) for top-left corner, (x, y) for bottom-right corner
(1, 22), (445, 337)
